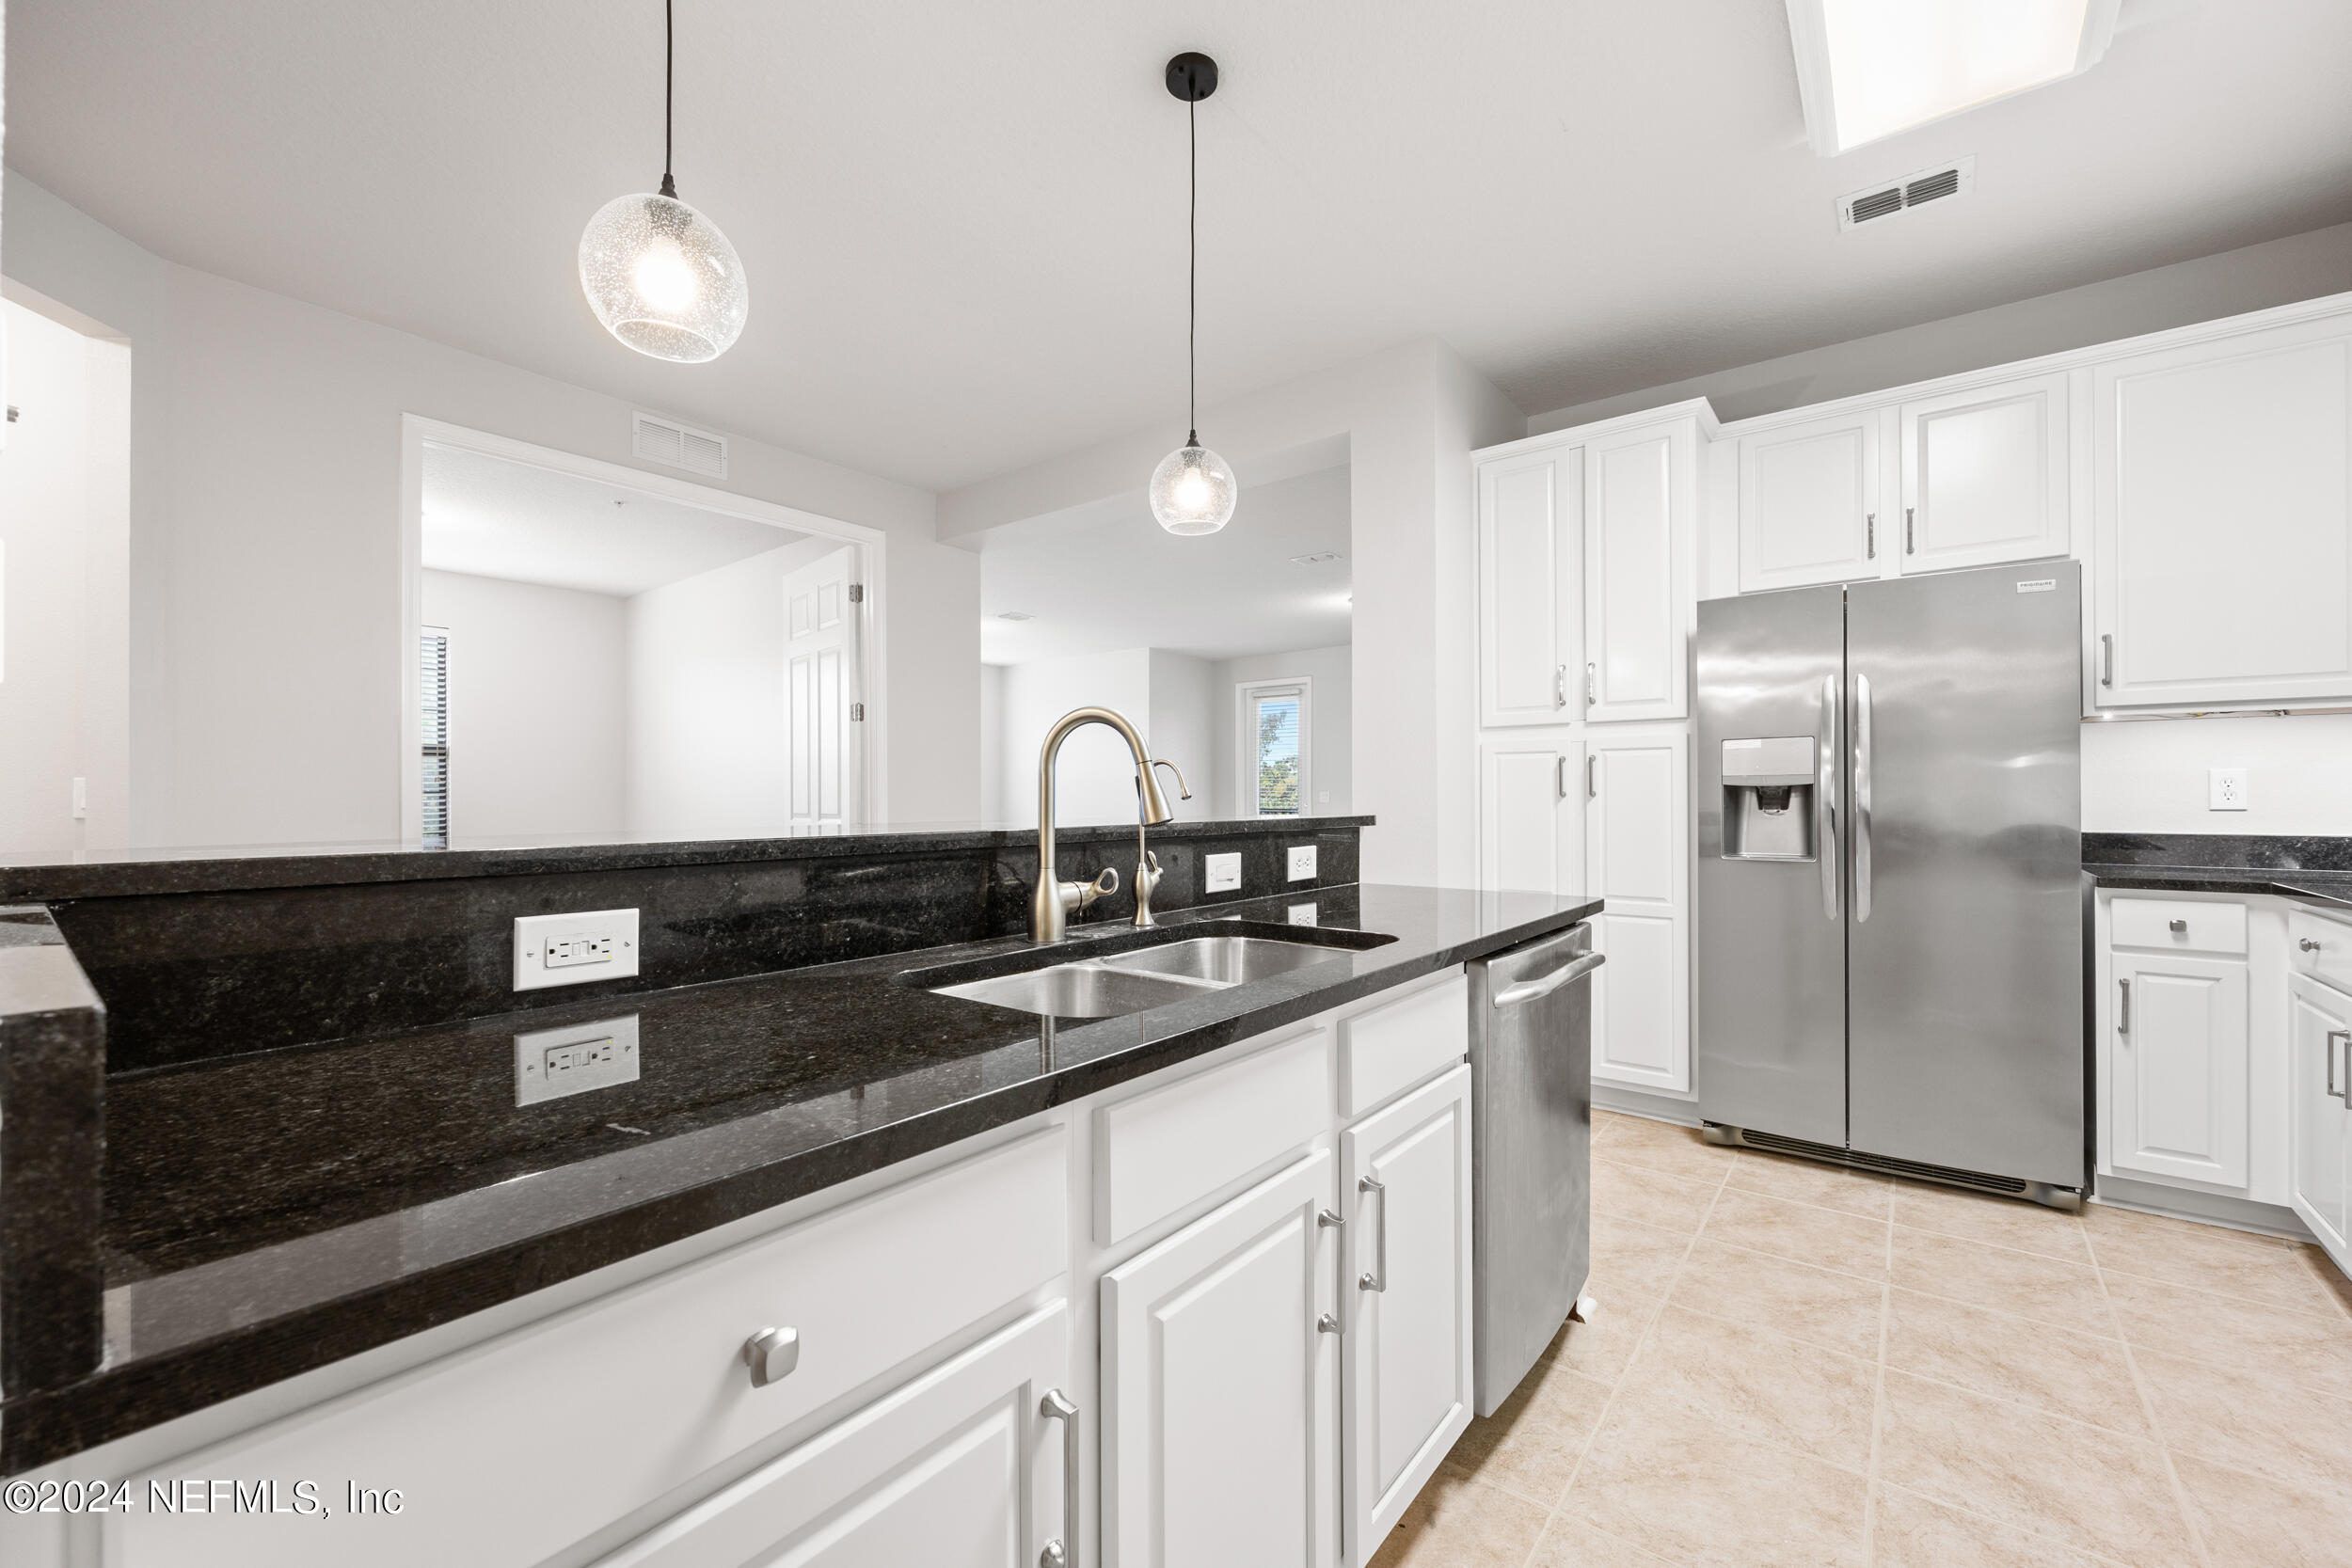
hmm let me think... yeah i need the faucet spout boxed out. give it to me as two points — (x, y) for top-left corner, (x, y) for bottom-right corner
(1032, 706), (1172, 942)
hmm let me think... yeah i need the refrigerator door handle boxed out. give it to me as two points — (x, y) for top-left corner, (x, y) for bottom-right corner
(1851, 672), (1873, 923)
(1820, 673), (1839, 921)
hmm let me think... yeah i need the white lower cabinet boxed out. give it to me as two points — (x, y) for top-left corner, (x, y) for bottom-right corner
(2107, 949), (2251, 1189)
(1101, 1149), (1338, 1568)
(1584, 727), (1691, 1093)
(597, 1302), (1072, 1568)
(1340, 1066), (1473, 1566)
(1477, 734), (1583, 896)
(2288, 973), (2352, 1270)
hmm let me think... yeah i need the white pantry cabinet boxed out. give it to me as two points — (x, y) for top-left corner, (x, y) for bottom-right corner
(1897, 371), (2070, 574)
(2107, 947), (2250, 1190)
(1583, 728), (1690, 1093)
(1340, 1066), (1474, 1565)
(1737, 409), (1882, 592)
(2090, 316), (2352, 709)
(2288, 972), (2352, 1268)
(1100, 1149), (1339, 1568)
(1477, 446), (1582, 728)
(1477, 734), (1583, 897)
(1584, 420), (1696, 723)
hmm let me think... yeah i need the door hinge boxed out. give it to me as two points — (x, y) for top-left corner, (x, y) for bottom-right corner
(850, 703), (866, 722)
(848, 582), (866, 603)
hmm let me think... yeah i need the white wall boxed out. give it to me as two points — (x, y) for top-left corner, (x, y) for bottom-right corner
(1146, 650), (1214, 823)
(2084, 715), (2352, 838)
(1, 170), (981, 847)
(0, 295), (132, 855)
(978, 662), (1007, 825)
(624, 537), (835, 838)
(992, 649), (1152, 828)
(1209, 645), (1354, 821)
(421, 570), (627, 841)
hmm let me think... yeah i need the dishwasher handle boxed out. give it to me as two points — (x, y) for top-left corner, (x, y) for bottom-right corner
(1493, 951), (1605, 1008)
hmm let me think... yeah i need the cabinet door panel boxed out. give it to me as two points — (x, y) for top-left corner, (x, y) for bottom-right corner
(1101, 1151), (1335, 1568)
(1478, 736), (1582, 896)
(1586, 423), (1692, 723)
(2288, 974), (2351, 1268)
(1343, 1067), (1473, 1562)
(592, 1304), (1070, 1568)
(1899, 372), (2068, 573)
(1586, 730), (1690, 1092)
(1479, 446), (1582, 727)
(2107, 953), (2249, 1189)
(1739, 412), (1879, 591)
(2093, 325), (2352, 707)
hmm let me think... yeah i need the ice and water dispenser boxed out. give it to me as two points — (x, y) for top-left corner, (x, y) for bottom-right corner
(1719, 736), (1818, 861)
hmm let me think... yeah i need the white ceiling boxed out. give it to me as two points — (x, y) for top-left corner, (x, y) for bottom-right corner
(422, 442), (806, 596)
(982, 465), (1350, 664)
(8, 2), (2351, 495)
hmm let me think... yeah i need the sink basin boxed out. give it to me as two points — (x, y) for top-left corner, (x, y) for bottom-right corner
(1098, 936), (1346, 985)
(930, 963), (1216, 1019)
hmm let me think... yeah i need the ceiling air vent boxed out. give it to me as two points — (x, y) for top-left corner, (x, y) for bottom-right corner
(631, 412), (729, 479)
(1838, 155), (1975, 230)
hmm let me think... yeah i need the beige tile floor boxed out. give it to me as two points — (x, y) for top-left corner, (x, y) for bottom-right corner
(1373, 1109), (2352, 1568)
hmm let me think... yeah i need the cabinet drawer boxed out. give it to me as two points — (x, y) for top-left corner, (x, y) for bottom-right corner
(2289, 906), (2352, 993)
(1093, 1026), (1332, 1245)
(2111, 897), (2248, 955)
(1338, 970), (1469, 1118)
(111, 1131), (1068, 1568)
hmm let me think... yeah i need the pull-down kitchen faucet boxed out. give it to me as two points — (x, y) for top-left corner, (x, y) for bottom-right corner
(1030, 707), (1187, 942)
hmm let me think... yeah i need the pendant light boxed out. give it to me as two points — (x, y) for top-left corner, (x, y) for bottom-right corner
(1149, 52), (1237, 537)
(579, 0), (749, 362)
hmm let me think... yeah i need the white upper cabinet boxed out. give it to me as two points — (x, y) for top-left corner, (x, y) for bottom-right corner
(1477, 735), (1584, 897)
(2092, 318), (2352, 708)
(1898, 371), (2070, 573)
(1477, 443), (1583, 727)
(1738, 410), (1881, 592)
(1585, 420), (1695, 722)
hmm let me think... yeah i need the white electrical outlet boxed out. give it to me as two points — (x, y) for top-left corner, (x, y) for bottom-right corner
(1288, 902), (1319, 926)
(1204, 852), (1242, 893)
(515, 1015), (641, 1105)
(2208, 768), (2250, 812)
(1287, 845), (1317, 881)
(513, 908), (642, 990)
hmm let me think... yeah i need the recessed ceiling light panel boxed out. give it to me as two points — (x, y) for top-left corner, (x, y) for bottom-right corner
(1786, 0), (2120, 155)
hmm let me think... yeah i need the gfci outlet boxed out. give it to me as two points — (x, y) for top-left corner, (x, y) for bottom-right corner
(1287, 845), (1317, 881)
(1204, 852), (1242, 894)
(513, 908), (642, 990)
(515, 1014), (641, 1105)
(2209, 768), (2250, 812)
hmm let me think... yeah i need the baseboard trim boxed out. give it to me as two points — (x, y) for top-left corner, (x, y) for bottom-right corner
(2092, 1175), (2316, 1243)
(1592, 1083), (1703, 1126)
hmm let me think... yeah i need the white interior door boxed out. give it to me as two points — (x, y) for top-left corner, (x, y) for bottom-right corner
(1584, 727), (1690, 1092)
(1100, 1150), (1336, 1568)
(2108, 952), (2249, 1189)
(785, 546), (864, 830)
(1477, 444), (1582, 727)
(591, 1302), (1071, 1568)
(1342, 1066), (1473, 1565)
(2288, 974), (2352, 1266)
(1478, 735), (1584, 895)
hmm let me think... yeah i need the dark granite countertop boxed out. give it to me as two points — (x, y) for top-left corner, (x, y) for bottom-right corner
(2081, 832), (2352, 910)
(0, 879), (1594, 1472)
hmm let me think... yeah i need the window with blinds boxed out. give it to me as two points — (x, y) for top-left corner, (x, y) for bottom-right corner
(421, 626), (449, 847)
(1240, 680), (1311, 817)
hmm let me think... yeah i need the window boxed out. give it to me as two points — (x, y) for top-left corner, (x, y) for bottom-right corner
(1239, 679), (1311, 817)
(421, 626), (449, 847)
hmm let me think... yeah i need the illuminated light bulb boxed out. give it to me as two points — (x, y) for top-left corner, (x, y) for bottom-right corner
(578, 192), (748, 363)
(1150, 439), (1237, 536)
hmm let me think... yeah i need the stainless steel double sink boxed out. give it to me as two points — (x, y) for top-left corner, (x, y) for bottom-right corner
(926, 934), (1356, 1019)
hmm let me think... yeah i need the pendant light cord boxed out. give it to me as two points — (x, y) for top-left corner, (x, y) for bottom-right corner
(660, 0), (678, 199)
(1186, 97), (1198, 447)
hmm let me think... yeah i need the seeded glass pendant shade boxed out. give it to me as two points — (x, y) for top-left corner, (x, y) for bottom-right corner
(579, 1), (749, 363)
(1150, 53), (1234, 538)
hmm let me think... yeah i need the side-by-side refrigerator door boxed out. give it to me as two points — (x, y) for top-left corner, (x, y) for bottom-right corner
(1694, 585), (1848, 1147)
(1845, 562), (2083, 1189)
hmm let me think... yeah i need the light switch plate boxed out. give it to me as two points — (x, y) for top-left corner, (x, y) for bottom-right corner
(513, 908), (642, 990)
(1205, 852), (1242, 893)
(2208, 768), (2249, 812)
(516, 1015), (640, 1105)
(1288, 845), (1317, 881)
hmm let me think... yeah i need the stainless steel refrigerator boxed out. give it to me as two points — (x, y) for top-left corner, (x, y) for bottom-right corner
(1694, 561), (2085, 1205)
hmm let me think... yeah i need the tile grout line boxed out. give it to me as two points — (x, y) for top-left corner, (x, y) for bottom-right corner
(1860, 1194), (1895, 1565)
(1870, 1478), (2145, 1568)
(2087, 1226), (2219, 1568)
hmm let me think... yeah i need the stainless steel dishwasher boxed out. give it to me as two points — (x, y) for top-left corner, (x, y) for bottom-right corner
(1468, 923), (1602, 1415)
